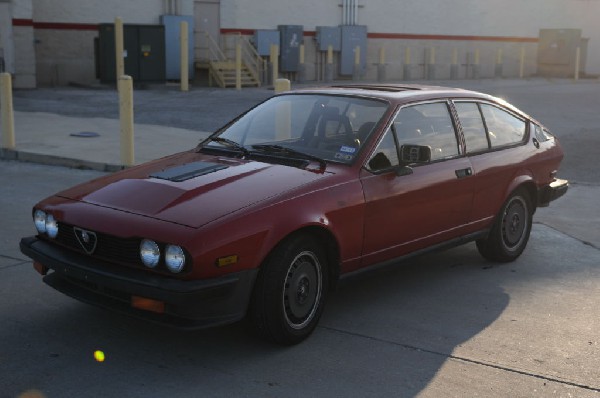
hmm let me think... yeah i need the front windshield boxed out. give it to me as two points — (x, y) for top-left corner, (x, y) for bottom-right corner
(208, 94), (389, 165)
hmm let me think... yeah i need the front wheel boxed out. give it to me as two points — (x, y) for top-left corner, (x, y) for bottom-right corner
(477, 189), (533, 262)
(249, 234), (328, 345)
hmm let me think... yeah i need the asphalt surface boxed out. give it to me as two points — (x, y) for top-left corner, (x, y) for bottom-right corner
(1, 78), (599, 397)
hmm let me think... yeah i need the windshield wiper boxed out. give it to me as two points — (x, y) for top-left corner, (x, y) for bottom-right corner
(199, 136), (250, 158)
(251, 144), (327, 170)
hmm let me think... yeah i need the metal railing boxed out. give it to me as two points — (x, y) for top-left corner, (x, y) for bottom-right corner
(203, 31), (227, 63)
(222, 32), (262, 85)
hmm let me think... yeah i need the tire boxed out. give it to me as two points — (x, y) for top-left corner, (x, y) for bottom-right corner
(476, 189), (533, 262)
(249, 234), (328, 345)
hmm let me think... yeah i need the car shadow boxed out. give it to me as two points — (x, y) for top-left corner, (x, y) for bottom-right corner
(3, 242), (516, 397)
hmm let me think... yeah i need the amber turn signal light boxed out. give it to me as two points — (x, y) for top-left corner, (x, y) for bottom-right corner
(131, 296), (165, 314)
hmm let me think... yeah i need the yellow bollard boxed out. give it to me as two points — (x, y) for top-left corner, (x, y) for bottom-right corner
(0, 73), (15, 150)
(403, 47), (411, 80)
(574, 47), (581, 81)
(118, 75), (134, 166)
(354, 46), (361, 66)
(274, 78), (290, 93)
(300, 44), (305, 65)
(474, 49), (480, 65)
(430, 47), (436, 65)
(379, 47), (385, 65)
(450, 48), (459, 79)
(235, 38), (242, 91)
(270, 44), (279, 85)
(275, 79), (291, 140)
(180, 21), (189, 92)
(114, 17), (125, 81)
(519, 46), (526, 78)
(327, 45), (333, 65)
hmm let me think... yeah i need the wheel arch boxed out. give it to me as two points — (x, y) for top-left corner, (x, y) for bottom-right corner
(260, 225), (341, 291)
(505, 174), (538, 214)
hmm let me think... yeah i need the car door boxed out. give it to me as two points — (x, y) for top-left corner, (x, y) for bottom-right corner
(359, 101), (475, 266)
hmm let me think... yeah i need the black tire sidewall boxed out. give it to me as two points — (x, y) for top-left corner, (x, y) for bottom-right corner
(250, 234), (328, 345)
(478, 189), (533, 262)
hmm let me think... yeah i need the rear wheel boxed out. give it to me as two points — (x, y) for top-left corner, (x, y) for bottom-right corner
(477, 189), (533, 262)
(249, 234), (328, 345)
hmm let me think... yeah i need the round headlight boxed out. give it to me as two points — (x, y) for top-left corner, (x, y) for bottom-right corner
(165, 245), (185, 273)
(34, 210), (47, 234)
(140, 239), (160, 268)
(45, 214), (58, 238)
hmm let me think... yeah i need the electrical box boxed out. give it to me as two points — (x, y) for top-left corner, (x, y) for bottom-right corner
(316, 26), (341, 52)
(538, 29), (587, 77)
(160, 15), (194, 80)
(278, 25), (303, 72)
(254, 30), (280, 57)
(97, 23), (166, 83)
(340, 25), (367, 76)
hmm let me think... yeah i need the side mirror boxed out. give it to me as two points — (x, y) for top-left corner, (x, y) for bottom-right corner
(399, 144), (431, 164)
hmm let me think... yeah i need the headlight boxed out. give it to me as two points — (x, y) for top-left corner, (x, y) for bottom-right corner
(34, 210), (47, 234)
(165, 245), (185, 273)
(45, 214), (59, 238)
(140, 239), (160, 268)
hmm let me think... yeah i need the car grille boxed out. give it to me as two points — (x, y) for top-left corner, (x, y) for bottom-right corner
(54, 222), (142, 267)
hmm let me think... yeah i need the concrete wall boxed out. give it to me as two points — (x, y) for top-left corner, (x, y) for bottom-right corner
(0, 2), (15, 74)
(32, 0), (192, 24)
(7, 0), (600, 86)
(11, 0), (36, 87)
(220, 0), (600, 77)
(30, 0), (196, 86)
(220, 0), (339, 31)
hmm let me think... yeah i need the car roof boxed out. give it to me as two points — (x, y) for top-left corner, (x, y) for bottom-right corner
(287, 83), (491, 101)
(285, 83), (526, 117)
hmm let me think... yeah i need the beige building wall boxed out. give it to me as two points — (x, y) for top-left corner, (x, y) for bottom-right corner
(6, 0), (600, 86)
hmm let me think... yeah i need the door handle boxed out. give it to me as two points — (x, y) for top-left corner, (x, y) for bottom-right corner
(455, 167), (473, 179)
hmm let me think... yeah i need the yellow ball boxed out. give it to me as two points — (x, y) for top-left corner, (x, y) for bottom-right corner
(94, 350), (105, 362)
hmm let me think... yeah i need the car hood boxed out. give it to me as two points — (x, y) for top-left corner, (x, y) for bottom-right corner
(56, 152), (332, 228)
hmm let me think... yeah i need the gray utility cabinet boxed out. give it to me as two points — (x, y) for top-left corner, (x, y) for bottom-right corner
(97, 23), (166, 83)
(160, 15), (195, 80)
(254, 30), (280, 57)
(340, 25), (367, 76)
(278, 25), (303, 72)
(316, 26), (341, 52)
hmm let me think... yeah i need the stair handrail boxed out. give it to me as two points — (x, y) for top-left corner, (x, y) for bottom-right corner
(240, 36), (262, 85)
(223, 32), (263, 86)
(203, 31), (227, 62)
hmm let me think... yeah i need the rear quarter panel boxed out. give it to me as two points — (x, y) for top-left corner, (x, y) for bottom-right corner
(467, 133), (564, 228)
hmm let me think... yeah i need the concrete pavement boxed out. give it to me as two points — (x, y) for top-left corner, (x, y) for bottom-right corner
(1, 110), (208, 171)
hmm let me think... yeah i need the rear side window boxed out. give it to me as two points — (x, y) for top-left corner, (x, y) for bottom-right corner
(532, 122), (552, 142)
(480, 104), (526, 148)
(454, 102), (489, 153)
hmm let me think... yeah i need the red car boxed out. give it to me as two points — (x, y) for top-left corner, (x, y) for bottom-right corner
(20, 84), (567, 344)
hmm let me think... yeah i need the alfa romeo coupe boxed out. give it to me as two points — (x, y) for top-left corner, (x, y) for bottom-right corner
(20, 84), (568, 344)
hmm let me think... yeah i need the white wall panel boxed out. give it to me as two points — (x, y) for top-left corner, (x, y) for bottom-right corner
(221, 0), (340, 30)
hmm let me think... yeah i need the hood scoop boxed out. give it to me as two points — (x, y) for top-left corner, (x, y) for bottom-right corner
(150, 161), (228, 182)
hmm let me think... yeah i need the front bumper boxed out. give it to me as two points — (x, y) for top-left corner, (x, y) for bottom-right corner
(538, 178), (569, 207)
(20, 236), (258, 329)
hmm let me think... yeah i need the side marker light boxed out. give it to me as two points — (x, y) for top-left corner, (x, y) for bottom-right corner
(217, 255), (238, 267)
